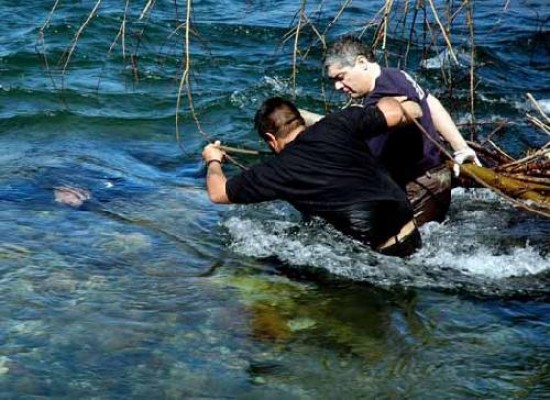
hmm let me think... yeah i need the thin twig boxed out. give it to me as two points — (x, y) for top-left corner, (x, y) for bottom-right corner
(61, 0), (102, 79)
(96, 0), (131, 93)
(486, 139), (515, 163)
(403, 0), (420, 69)
(499, 172), (550, 186)
(382, 0), (394, 51)
(300, 12), (326, 54)
(466, 0), (477, 141)
(369, 3), (392, 52)
(483, 120), (509, 143)
(449, 1), (467, 22)
(175, 0), (195, 151)
(323, 0), (353, 38)
(36, 0), (61, 91)
(174, 3), (215, 156)
(527, 92), (550, 125)
(39, 0), (60, 35)
(108, 0), (130, 58)
(139, 0), (156, 21)
(426, 0), (459, 64)
(127, 0), (159, 82)
(526, 114), (550, 137)
(291, 0), (307, 98)
(223, 153), (249, 170)
(467, 140), (515, 165)
(218, 145), (268, 156)
(499, 148), (550, 171)
(400, 104), (454, 161)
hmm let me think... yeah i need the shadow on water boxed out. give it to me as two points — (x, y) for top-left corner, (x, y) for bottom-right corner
(0, 156), (222, 279)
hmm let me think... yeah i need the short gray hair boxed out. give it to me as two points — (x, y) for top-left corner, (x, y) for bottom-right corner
(324, 36), (375, 69)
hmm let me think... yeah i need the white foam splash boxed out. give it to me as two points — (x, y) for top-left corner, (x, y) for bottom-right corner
(420, 49), (471, 70)
(512, 97), (550, 116)
(537, 99), (550, 114)
(224, 215), (415, 286)
(262, 76), (302, 96)
(229, 75), (301, 109)
(417, 244), (549, 279)
(222, 189), (550, 294)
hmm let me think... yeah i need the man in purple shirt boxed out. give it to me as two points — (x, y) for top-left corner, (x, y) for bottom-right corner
(302, 36), (481, 226)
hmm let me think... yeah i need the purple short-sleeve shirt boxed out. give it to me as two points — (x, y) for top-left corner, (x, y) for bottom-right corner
(360, 68), (443, 186)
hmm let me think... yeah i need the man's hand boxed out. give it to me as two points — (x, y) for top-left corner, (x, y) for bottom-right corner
(453, 146), (481, 166)
(202, 140), (225, 163)
(452, 146), (482, 177)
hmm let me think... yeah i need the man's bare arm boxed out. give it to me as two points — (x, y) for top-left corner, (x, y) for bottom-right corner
(298, 108), (324, 127)
(426, 94), (481, 166)
(202, 142), (231, 204)
(426, 94), (469, 150)
(377, 97), (423, 127)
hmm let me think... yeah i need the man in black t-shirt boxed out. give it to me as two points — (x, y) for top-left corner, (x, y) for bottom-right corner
(202, 97), (423, 257)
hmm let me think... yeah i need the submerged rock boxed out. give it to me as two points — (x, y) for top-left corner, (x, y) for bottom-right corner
(287, 317), (316, 332)
(0, 243), (30, 259)
(250, 303), (292, 342)
(43, 271), (78, 292)
(100, 232), (152, 254)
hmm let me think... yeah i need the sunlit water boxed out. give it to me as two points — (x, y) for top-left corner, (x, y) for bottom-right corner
(0, 1), (549, 398)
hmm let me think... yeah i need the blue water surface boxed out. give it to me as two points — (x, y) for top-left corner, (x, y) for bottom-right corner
(0, 0), (549, 398)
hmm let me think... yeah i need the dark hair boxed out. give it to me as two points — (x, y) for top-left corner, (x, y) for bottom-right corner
(254, 97), (305, 142)
(324, 35), (376, 69)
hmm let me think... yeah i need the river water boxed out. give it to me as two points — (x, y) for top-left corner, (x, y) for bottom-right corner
(1, 0), (549, 398)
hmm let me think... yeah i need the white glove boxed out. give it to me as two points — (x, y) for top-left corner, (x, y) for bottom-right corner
(453, 146), (481, 177)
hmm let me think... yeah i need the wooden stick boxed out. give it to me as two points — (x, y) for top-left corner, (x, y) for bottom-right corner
(400, 104), (454, 161)
(500, 172), (550, 185)
(139, 0), (156, 21)
(499, 148), (550, 171)
(218, 145), (269, 156)
(457, 163), (550, 218)
(486, 139), (515, 163)
(526, 114), (550, 137)
(467, 141), (514, 165)
(402, 104), (550, 218)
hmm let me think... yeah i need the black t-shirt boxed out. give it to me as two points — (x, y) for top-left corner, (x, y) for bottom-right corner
(361, 68), (443, 186)
(226, 106), (409, 217)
